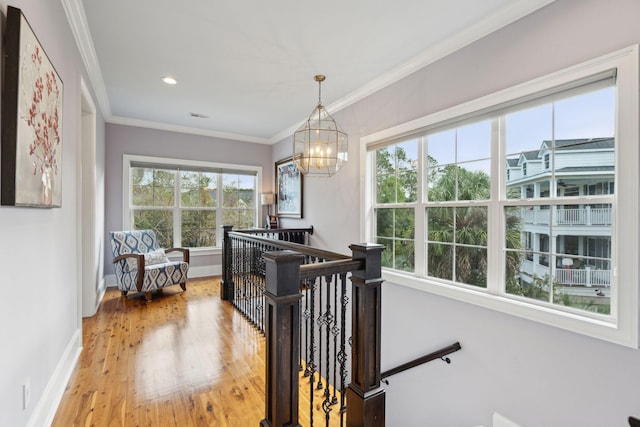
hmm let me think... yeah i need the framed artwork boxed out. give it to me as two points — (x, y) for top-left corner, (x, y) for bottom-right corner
(275, 157), (303, 218)
(1, 6), (64, 207)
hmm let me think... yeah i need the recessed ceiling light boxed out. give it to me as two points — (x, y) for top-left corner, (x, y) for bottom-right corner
(161, 76), (177, 85)
(188, 112), (209, 119)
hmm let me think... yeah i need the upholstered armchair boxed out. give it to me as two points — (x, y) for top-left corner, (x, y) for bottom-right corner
(109, 230), (190, 301)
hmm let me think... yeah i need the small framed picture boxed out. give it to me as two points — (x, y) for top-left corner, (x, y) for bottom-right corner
(275, 157), (303, 218)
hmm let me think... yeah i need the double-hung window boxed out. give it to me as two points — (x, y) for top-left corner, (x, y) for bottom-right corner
(363, 46), (639, 347)
(123, 155), (261, 249)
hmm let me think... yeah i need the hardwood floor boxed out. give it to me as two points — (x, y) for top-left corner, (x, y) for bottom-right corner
(52, 276), (341, 427)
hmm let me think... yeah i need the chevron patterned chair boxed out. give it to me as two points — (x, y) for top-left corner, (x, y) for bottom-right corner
(109, 230), (190, 301)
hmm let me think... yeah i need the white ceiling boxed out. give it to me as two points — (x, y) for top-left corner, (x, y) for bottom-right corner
(66, 0), (555, 144)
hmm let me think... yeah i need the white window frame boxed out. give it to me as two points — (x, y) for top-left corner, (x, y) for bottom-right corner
(123, 154), (263, 254)
(360, 45), (639, 347)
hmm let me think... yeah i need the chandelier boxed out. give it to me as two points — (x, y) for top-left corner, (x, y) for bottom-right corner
(293, 75), (348, 177)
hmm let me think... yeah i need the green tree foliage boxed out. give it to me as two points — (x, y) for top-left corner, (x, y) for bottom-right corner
(375, 144), (419, 271)
(426, 165), (490, 286)
(375, 144), (521, 285)
(130, 168), (256, 248)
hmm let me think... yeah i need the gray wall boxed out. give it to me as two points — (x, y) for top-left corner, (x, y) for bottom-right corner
(0, 0), (106, 425)
(275, 0), (640, 425)
(104, 124), (274, 275)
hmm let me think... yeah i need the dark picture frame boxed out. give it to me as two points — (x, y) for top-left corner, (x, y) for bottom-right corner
(275, 157), (303, 218)
(1, 6), (64, 207)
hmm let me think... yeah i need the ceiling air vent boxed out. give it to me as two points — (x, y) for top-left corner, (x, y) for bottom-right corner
(188, 112), (209, 119)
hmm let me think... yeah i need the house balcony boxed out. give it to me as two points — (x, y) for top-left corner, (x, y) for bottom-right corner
(520, 259), (611, 287)
(519, 206), (611, 226)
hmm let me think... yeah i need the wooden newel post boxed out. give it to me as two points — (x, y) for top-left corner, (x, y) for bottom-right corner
(221, 225), (233, 300)
(347, 243), (385, 427)
(261, 250), (304, 427)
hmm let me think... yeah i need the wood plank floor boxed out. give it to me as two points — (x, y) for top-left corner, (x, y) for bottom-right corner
(52, 276), (341, 427)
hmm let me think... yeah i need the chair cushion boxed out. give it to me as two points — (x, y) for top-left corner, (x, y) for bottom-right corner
(123, 249), (170, 272)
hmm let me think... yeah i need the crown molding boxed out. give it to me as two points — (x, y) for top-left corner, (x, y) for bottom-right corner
(61, 0), (111, 118)
(109, 116), (271, 144)
(64, 0), (555, 146)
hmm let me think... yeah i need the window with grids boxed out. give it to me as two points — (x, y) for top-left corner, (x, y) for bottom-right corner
(126, 157), (258, 249)
(365, 46), (639, 346)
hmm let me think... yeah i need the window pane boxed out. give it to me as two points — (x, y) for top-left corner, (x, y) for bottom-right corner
(427, 243), (453, 281)
(376, 174), (395, 204)
(457, 120), (491, 162)
(394, 240), (415, 272)
(427, 207), (454, 243)
(375, 208), (414, 272)
(554, 87), (615, 140)
(377, 237), (394, 269)
(375, 140), (418, 204)
(427, 129), (455, 165)
(505, 104), (552, 156)
(182, 210), (216, 247)
(426, 123), (491, 202)
(394, 208), (415, 239)
(397, 170), (418, 203)
(456, 246), (487, 287)
(181, 171), (217, 208)
(375, 208), (394, 238)
(133, 209), (173, 247)
(428, 164), (490, 202)
(457, 161), (490, 201)
(455, 206), (487, 246)
(223, 209), (255, 229)
(131, 167), (175, 207)
(505, 252), (551, 302)
(223, 174), (256, 208)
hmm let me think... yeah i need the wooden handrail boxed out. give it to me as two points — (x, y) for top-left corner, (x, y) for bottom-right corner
(229, 230), (350, 261)
(234, 225), (314, 235)
(299, 259), (363, 279)
(381, 342), (462, 381)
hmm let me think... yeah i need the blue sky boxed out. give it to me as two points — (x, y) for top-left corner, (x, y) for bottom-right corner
(387, 86), (615, 176)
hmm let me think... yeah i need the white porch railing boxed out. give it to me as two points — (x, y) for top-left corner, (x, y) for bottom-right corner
(520, 260), (610, 287)
(555, 268), (611, 287)
(520, 206), (611, 226)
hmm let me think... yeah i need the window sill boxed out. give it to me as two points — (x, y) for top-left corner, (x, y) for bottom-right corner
(382, 269), (635, 348)
(167, 247), (221, 257)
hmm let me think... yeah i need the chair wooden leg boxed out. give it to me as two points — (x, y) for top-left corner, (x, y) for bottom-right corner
(144, 292), (152, 301)
(121, 291), (128, 296)
(180, 282), (187, 291)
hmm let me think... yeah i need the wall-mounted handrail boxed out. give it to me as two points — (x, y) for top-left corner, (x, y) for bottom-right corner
(381, 342), (462, 382)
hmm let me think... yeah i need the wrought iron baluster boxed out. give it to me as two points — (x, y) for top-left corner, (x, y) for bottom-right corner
(331, 273), (340, 406)
(308, 277), (318, 427)
(322, 274), (335, 425)
(338, 272), (349, 422)
(317, 275), (324, 391)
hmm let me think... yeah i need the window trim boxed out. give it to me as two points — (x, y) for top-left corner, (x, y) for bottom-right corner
(122, 154), (263, 251)
(360, 45), (639, 348)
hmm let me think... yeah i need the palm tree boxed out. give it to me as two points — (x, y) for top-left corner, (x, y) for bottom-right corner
(427, 165), (521, 287)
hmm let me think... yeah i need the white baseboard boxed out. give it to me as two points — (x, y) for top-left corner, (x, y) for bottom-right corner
(189, 264), (221, 277)
(96, 276), (107, 307)
(27, 328), (82, 427)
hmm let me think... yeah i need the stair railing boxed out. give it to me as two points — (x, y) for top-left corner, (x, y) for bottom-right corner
(220, 226), (385, 427)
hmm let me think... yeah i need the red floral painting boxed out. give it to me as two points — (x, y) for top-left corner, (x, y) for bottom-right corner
(1, 6), (63, 207)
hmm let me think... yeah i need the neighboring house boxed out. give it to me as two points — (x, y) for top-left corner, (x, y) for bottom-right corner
(506, 138), (613, 299)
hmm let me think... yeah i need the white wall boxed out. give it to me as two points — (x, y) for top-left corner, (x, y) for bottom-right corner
(274, 0), (640, 425)
(0, 0), (105, 426)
